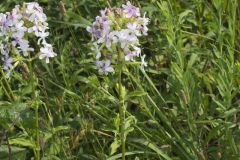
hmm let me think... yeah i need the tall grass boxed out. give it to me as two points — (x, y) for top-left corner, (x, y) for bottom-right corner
(0, 0), (240, 159)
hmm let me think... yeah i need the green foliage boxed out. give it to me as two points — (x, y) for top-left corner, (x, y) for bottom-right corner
(1, 0), (240, 159)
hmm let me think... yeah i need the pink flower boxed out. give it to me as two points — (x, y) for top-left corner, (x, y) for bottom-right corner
(96, 59), (114, 73)
(122, 1), (140, 18)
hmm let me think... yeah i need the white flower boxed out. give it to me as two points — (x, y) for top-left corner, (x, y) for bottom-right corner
(36, 31), (49, 44)
(139, 13), (149, 35)
(117, 29), (130, 48)
(39, 43), (57, 63)
(124, 45), (141, 61)
(125, 50), (137, 61)
(141, 54), (147, 68)
(127, 22), (141, 36)
(92, 43), (101, 59)
(98, 31), (118, 48)
(18, 39), (34, 56)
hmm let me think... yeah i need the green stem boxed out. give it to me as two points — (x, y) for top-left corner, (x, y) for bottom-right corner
(29, 58), (40, 160)
(0, 69), (16, 101)
(118, 63), (125, 160)
(35, 104), (40, 160)
(0, 80), (12, 101)
(117, 49), (126, 160)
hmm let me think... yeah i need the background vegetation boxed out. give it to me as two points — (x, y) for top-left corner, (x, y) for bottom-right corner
(0, 0), (240, 159)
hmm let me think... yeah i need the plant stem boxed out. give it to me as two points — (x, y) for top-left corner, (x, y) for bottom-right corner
(118, 62), (125, 160)
(35, 104), (40, 160)
(29, 59), (40, 160)
(0, 69), (16, 102)
(0, 80), (12, 102)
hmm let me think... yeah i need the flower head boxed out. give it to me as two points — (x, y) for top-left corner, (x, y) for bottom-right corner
(87, 1), (149, 73)
(0, 2), (56, 77)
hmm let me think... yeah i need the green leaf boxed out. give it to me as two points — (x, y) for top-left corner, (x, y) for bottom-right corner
(126, 90), (147, 100)
(129, 138), (172, 160)
(9, 138), (36, 149)
(110, 138), (120, 155)
(0, 145), (27, 160)
(107, 151), (146, 160)
(223, 108), (239, 118)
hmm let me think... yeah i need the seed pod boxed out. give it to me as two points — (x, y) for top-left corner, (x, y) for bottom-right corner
(180, 89), (188, 105)
(59, 1), (66, 17)
(20, 63), (30, 80)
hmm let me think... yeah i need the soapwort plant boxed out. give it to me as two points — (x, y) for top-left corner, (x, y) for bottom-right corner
(87, 1), (149, 159)
(0, 2), (56, 160)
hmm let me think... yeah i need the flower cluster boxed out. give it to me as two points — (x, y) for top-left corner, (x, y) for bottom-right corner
(87, 1), (149, 74)
(0, 2), (56, 77)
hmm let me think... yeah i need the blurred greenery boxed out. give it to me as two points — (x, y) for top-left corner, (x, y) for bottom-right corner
(1, 0), (240, 159)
